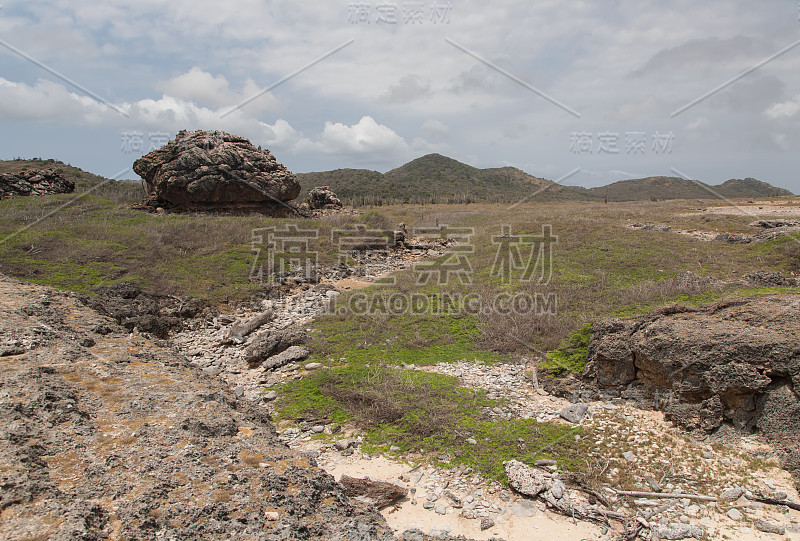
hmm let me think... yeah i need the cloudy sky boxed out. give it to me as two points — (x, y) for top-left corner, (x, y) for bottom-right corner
(1, 1), (798, 191)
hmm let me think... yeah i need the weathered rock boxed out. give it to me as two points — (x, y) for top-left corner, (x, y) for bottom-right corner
(244, 327), (306, 367)
(0, 275), (396, 540)
(262, 346), (310, 371)
(559, 403), (588, 423)
(583, 296), (800, 464)
(83, 282), (211, 338)
(744, 271), (799, 288)
(480, 517), (494, 530)
(222, 305), (274, 344)
(652, 523), (703, 540)
(504, 460), (549, 498)
(340, 475), (408, 509)
(0, 168), (74, 199)
(133, 130), (300, 215)
(726, 508), (743, 521)
(308, 186), (343, 209)
(754, 518), (786, 535)
(719, 487), (743, 502)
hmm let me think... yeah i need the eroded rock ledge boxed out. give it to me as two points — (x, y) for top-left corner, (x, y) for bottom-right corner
(579, 294), (800, 479)
(0, 275), (463, 540)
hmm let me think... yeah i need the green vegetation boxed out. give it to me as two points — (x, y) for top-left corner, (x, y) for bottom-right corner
(543, 323), (592, 375)
(297, 155), (792, 206)
(587, 176), (792, 202)
(2, 157), (798, 490)
(277, 364), (585, 482)
(297, 153), (574, 206)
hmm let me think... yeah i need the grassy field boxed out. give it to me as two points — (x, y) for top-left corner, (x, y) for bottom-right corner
(2, 162), (799, 485)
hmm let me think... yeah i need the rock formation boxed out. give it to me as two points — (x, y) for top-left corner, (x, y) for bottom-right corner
(133, 130), (300, 215)
(582, 295), (800, 477)
(0, 275), (403, 540)
(0, 168), (75, 199)
(308, 186), (343, 210)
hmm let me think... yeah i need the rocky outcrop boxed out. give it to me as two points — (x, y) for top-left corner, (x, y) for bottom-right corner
(0, 275), (402, 540)
(82, 282), (212, 338)
(308, 186), (343, 210)
(0, 168), (74, 199)
(133, 130), (300, 215)
(582, 295), (800, 476)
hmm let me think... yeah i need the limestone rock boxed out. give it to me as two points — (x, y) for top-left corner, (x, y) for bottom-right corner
(133, 129), (300, 215)
(308, 185), (343, 209)
(244, 327), (306, 367)
(0, 168), (75, 199)
(584, 295), (800, 457)
(262, 346), (310, 371)
(504, 459), (549, 498)
(559, 403), (588, 423)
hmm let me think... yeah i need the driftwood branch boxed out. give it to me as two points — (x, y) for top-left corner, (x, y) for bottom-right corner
(753, 496), (800, 512)
(614, 490), (717, 502)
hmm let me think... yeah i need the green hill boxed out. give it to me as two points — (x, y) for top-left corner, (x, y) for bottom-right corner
(297, 154), (580, 205)
(717, 178), (793, 198)
(587, 176), (793, 202)
(0, 158), (142, 202)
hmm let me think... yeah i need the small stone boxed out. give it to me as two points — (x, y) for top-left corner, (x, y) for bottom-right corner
(559, 403), (588, 423)
(466, 438), (477, 445)
(389, 445), (401, 452)
(754, 519), (785, 535)
(334, 439), (354, 451)
(719, 487), (743, 502)
(435, 504), (446, 515)
(726, 508), (743, 521)
(480, 517), (495, 531)
(652, 523), (703, 540)
(550, 480), (566, 500)
(304, 362), (322, 370)
(264, 511), (280, 521)
(534, 459), (557, 467)
(622, 451), (636, 463)
(311, 425), (325, 433)
(423, 502), (434, 509)
(702, 451), (713, 459)
(234, 386), (244, 397)
(263, 391), (278, 401)
(427, 493), (438, 502)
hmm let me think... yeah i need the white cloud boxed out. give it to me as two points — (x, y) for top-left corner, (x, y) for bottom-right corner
(380, 74), (431, 104)
(309, 116), (411, 155)
(159, 67), (278, 112)
(422, 119), (450, 137)
(766, 95), (800, 118)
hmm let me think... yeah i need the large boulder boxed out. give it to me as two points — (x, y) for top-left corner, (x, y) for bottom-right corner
(583, 294), (800, 474)
(0, 168), (74, 199)
(133, 130), (300, 215)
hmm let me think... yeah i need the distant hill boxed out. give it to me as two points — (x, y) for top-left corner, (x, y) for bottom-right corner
(716, 178), (793, 198)
(297, 154), (580, 205)
(0, 158), (142, 202)
(587, 176), (793, 202)
(0, 158), (131, 192)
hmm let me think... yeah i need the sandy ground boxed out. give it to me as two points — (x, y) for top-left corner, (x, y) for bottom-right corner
(684, 200), (800, 217)
(325, 456), (604, 541)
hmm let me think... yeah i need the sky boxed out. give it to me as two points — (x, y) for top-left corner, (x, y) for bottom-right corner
(0, 0), (798, 191)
